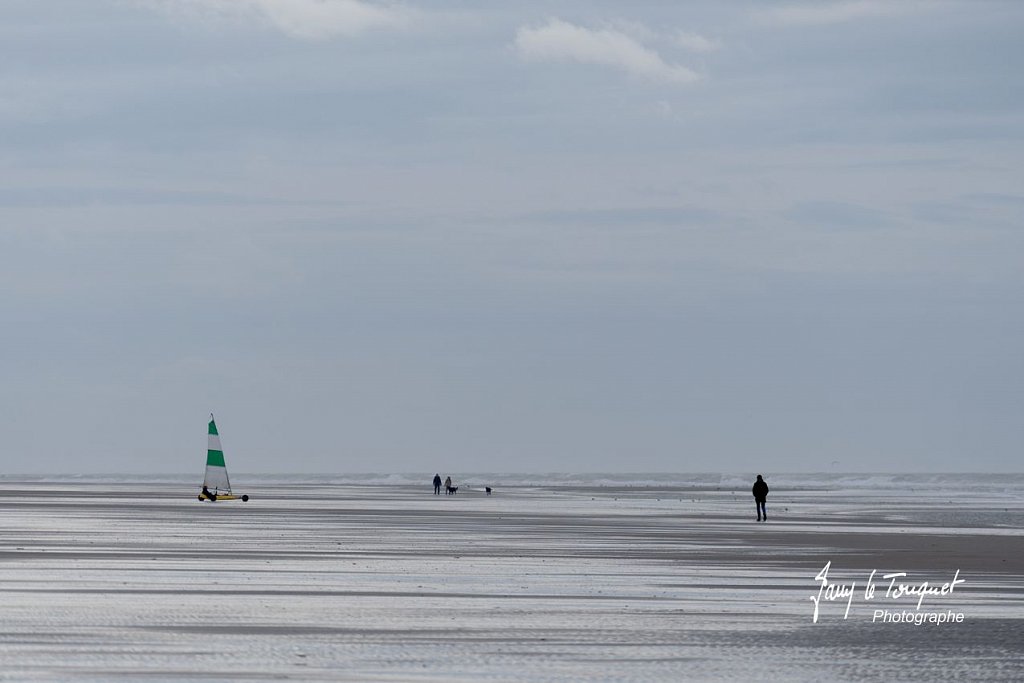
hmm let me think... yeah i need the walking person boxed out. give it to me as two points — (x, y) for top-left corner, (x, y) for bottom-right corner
(433, 473), (442, 495)
(444, 476), (452, 495)
(752, 474), (769, 522)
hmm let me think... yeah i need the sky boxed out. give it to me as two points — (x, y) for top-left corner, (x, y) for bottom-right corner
(1, 0), (1022, 474)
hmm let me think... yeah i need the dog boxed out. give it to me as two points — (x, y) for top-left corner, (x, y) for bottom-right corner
(446, 485), (458, 495)
(485, 487), (492, 495)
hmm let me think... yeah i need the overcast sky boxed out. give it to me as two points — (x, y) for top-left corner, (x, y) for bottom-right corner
(1, 0), (1022, 474)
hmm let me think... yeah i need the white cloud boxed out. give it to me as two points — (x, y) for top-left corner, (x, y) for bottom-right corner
(607, 19), (659, 44)
(514, 18), (700, 85)
(139, 0), (410, 40)
(675, 31), (721, 53)
(756, 1), (906, 27)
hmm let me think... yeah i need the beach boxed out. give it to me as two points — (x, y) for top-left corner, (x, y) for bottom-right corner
(1, 474), (1022, 681)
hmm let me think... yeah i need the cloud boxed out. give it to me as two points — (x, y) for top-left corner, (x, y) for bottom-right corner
(756, 1), (907, 27)
(783, 200), (889, 230)
(139, 0), (410, 40)
(675, 31), (721, 53)
(514, 18), (700, 85)
(522, 205), (720, 227)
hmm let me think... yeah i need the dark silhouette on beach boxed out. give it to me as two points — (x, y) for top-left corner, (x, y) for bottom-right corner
(433, 474), (442, 495)
(752, 475), (769, 521)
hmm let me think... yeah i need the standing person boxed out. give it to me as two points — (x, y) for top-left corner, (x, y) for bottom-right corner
(433, 473), (442, 495)
(752, 475), (769, 522)
(444, 476), (452, 495)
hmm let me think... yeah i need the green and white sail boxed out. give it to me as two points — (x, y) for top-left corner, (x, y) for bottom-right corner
(203, 414), (232, 494)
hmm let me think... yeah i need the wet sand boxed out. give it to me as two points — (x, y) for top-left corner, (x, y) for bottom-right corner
(0, 478), (1022, 681)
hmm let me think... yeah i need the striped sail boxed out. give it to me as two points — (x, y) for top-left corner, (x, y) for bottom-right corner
(203, 415), (232, 494)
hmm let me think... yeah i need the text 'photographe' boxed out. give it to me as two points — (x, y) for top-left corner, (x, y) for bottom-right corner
(810, 561), (966, 624)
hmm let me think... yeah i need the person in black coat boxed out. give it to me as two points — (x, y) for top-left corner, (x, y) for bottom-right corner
(752, 475), (769, 522)
(433, 474), (442, 495)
